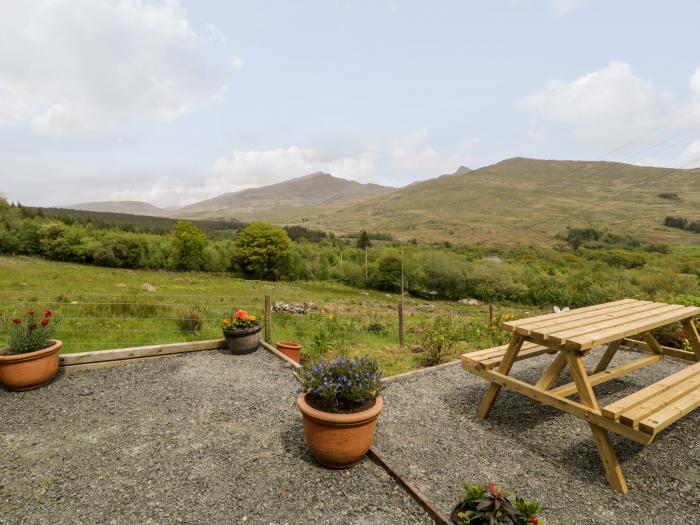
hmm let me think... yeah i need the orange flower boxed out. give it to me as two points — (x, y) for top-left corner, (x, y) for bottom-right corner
(329, 313), (334, 320)
(235, 309), (248, 320)
(248, 315), (257, 322)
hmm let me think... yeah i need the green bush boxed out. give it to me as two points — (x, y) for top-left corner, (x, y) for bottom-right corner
(418, 316), (460, 366)
(232, 222), (294, 280)
(172, 221), (208, 271)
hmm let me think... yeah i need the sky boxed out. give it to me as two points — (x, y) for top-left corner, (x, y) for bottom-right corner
(1, 0), (699, 208)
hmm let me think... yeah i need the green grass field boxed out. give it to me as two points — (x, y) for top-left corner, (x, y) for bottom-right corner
(0, 256), (538, 375)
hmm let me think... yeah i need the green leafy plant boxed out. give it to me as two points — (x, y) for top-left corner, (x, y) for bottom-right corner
(452, 483), (543, 525)
(418, 316), (460, 366)
(366, 321), (385, 334)
(303, 355), (384, 412)
(2, 309), (56, 355)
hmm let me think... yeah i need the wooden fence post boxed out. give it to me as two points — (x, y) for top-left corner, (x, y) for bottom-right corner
(489, 303), (495, 326)
(398, 303), (405, 347)
(264, 294), (272, 344)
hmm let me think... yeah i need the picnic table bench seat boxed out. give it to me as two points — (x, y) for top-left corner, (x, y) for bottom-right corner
(602, 360), (700, 436)
(461, 341), (556, 369)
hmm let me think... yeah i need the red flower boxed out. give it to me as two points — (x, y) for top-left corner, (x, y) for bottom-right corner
(12, 319), (21, 325)
(29, 323), (37, 331)
(41, 319), (49, 326)
(486, 482), (496, 494)
(44, 310), (52, 318)
(528, 519), (539, 525)
(235, 309), (247, 320)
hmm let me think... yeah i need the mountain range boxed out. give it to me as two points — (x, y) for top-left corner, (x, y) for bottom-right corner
(66, 159), (700, 244)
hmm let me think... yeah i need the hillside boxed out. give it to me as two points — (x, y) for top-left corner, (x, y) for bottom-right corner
(66, 200), (170, 217)
(176, 172), (395, 222)
(307, 158), (700, 245)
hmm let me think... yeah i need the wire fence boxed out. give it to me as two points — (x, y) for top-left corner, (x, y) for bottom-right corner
(0, 290), (539, 362)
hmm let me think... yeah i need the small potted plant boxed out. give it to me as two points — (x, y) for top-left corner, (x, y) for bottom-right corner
(221, 309), (261, 355)
(451, 483), (543, 525)
(297, 355), (384, 468)
(0, 309), (61, 391)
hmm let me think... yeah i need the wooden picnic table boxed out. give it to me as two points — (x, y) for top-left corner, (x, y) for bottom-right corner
(461, 299), (700, 493)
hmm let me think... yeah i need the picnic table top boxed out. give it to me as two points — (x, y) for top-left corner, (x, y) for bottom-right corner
(502, 299), (700, 352)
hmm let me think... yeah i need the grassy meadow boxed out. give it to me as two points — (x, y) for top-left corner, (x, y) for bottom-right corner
(0, 256), (537, 375)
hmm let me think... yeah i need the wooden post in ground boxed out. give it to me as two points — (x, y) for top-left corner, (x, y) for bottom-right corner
(489, 303), (495, 326)
(365, 246), (368, 279)
(398, 303), (405, 347)
(264, 294), (272, 345)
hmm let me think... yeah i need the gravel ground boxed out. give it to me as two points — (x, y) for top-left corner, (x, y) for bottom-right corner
(375, 347), (700, 525)
(1, 350), (431, 525)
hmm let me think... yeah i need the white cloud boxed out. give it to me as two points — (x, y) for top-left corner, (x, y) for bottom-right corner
(0, 0), (230, 137)
(519, 62), (678, 145)
(105, 132), (480, 207)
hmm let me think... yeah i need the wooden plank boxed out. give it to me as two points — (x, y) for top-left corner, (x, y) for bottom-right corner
(619, 373), (700, 428)
(638, 388), (700, 435)
(593, 340), (621, 373)
(503, 299), (637, 335)
(503, 299), (637, 333)
(475, 335), (524, 419)
(640, 332), (663, 354)
(621, 338), (696, 362)
(60, 355), (170, 373)
(367, 448), (451, 525)
(551, 354), (662, 398)
(589, 424), (628, 493)
(462, 365), (653, 445)
(513, 301), (657, 337)
(681, 318), (700, 362)
(565, 350), (628, 493)
(534, 351), (569, 391)
(60, 339), (227, 366)
(462, 341), (541, 361)
(478, 345), (555, 369)
(602, 361), (700, 420)
(565, 351), (599, 409)
(566, 306), (700, 351)
(546, 304), (688, 347)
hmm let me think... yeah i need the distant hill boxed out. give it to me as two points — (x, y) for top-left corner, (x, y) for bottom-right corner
(307, 158), (700, 245)
(66, 201), (170, 217)
(176, 172), (395, 222)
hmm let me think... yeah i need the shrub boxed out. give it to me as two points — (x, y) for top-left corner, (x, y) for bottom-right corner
(179, 308), (204, 333)
(2, 309), (56, 355)
(366, 321), (385, 334)
(418, 316), (460, 366)
(172, 221), (208, 271)
(303, 355), (384, 412)
(232, 222), (294, 280)
(452, 482), (543, 525)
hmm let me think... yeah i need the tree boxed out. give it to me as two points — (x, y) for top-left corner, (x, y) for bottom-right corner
(172, 221), (208, 271)
(232, 222), (294, 280)
(356, 230), (372, 249)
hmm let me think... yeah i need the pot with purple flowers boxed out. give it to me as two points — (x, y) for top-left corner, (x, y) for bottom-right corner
(297, 355), (384, 468)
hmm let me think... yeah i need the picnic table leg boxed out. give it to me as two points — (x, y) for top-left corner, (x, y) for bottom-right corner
(593, 340), (621, 373)
(681, 319), (700, 362)
(535, 351), (568, 390)
(476, 334), (524, 419)
(565, 351), (628, 493)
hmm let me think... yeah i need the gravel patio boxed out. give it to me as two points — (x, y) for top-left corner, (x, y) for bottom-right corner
(2, 346), (698, 524)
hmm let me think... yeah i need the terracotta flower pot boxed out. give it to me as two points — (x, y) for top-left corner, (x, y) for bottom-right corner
(223, 325), (261, 354)
(0, 340), (61, 391)
(297, 392), (383, 469)
(275, 341), (301, 363)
